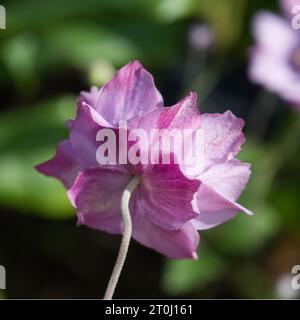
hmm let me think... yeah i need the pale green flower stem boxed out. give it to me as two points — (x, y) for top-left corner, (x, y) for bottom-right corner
(103, 176), (140, 300)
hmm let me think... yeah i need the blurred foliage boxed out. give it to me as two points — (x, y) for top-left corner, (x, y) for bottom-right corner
(162, 244), (226, 295)
(0, 96), (76, 218)
(0, 291), (6, 299)
(0, 0), (299, 299)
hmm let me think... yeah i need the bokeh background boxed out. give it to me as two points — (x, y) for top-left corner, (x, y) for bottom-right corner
(0, 0), (299, 299)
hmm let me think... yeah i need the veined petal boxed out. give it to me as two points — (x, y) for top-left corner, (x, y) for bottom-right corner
(128, 92), (202, 176)
(128, 92), (200, 131)
(68, 166), (132, 235)
(200, 111), (245, 167)
(35, 140), (79, 188)
(92, 61), (163, 126)
(158, 92), (200, 129)
(192, 184), (253, 230)
(70, 104), (106, 169)
(199, 159), (251, 202)
(139, 163), (200, 229)
(78, 86), (100, 110)
(130, 188), (199, 259)
(127, 106), (162, 131)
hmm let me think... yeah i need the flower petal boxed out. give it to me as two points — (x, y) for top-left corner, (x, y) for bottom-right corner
(139, 163), (200, 229)
(78, 87), (112, 128)
(69, 104), (104, 169)
(35, 140), (80, 188)
(128, 92), (202, 175)
(130, 188), (199, 259)
(93, 61), (163, 125)
(200, 111), (245, 168)
(79, 86), (100, 109)
(192, 184), (253, 230)
(252, 11), (297, 59)
(68, 166), (131, 234)
(199, 159), (251, 202)
(127, 92), (200, 132)
(249, 48), (300, 106)
(249, 12), (300, 105)
(157, 92), (200, 129)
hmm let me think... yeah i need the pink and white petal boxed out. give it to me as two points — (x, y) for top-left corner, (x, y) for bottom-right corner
(139, 163), (200, 229)
(199, 159), (251, 202)
(134, 220), (199, 259)
(128, 93), (201, 169)
(158, 93), (203, 178)
(78, 86), (100, 110)
(192, 184), (253, 230)
(128, 93), (202, 176)
(68, 166), (131, 235)
(252, 11), (297, 59)
(94, 61), (164, 126)
(249, 47), (297, 90)
(157, 92), (200, 129)
(70, 104), (107, 169)
(127, 106), (162, 131)
(130, 189), (199, 259)
(36, 140), (80, 188)
(128, 92), (200, 131)
(249, 46), (300, 106)
(200, 111), (245, 167)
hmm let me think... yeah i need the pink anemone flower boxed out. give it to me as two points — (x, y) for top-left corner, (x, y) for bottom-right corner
(36, 61), (252, 260)
(249, 9), (300, 108)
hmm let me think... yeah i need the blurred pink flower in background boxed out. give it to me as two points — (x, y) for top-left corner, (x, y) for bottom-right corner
(188, 24), (215, 50)
(37, 61), (252, 259)
(249, 8), (300, 108)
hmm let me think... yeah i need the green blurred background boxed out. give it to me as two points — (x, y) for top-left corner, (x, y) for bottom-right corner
(0, 0), (299, 299)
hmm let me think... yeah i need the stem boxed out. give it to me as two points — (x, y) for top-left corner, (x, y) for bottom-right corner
(103, 176), (140, 300)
